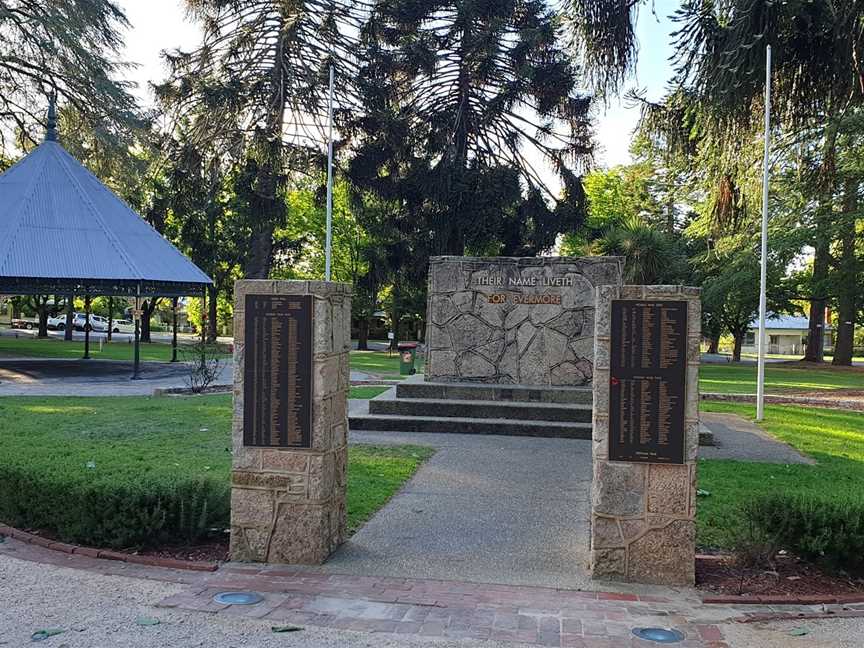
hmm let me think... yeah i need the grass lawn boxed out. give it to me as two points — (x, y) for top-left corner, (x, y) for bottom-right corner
(697, 401), (864, 549)
(0, 336), (221, 362)
(350, 349), (425, 379)
(699, 362), (863, 395)
(0, 394), (433, 547)
(349, 386), (390, 399)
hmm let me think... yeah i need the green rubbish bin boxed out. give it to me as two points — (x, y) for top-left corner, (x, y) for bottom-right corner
(398, 342), (418, 375)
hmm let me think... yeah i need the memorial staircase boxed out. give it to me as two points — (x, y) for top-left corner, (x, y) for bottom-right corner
(348, 378), (594, 439)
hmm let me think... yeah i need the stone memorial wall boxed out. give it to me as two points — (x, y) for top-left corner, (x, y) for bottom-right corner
(230, 280), (351, 565)
(590, 285), (701, 586)
(425, 256), (623, 386)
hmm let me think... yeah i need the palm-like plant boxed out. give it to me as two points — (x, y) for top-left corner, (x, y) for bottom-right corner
(592, 215), (688, 285)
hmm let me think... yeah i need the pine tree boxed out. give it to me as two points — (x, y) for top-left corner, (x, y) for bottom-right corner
(345, 0), (593, 258)
(156, 0), (362, 279)
(0, 0), (137, 150)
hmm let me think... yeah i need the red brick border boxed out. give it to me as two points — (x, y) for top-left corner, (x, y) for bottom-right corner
(704, 593), (864, 605)
(737, 609), (864, 624)
(0, 524), (217, 572)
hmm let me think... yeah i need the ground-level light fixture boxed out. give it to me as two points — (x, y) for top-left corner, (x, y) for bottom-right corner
(631, 627), (686, 643)
(213, 591), (264, 605)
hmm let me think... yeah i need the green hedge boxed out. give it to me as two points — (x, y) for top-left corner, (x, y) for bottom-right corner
(0, 395), (234, 550)
(741, 493), (864, 573)
(0, 463), (229, 549)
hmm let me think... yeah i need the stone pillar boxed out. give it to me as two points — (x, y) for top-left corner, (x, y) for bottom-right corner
(590, 285), (701, 585)
(230, 280), (351, 564)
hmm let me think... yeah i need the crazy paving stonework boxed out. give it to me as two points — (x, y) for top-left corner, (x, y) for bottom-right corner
(425, 257), (623, 386)
(230, 280), (351, 565)
(590, 285), (702, 586)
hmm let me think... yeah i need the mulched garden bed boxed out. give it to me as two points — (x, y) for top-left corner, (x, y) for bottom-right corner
(138, 539), (229, 564)
(697, 554), (864, 597)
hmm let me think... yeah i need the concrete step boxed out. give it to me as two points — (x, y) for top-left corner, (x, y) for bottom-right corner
(348, 413), (593, 439)
(369, 397), (592, 423)
(396, 381), (593, 405)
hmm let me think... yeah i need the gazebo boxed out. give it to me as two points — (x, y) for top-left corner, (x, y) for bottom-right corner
(0, 103), (212, 378)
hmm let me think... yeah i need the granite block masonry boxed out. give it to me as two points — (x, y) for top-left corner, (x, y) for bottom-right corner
(230, 280), (351, 564)
(425, 256), (623, 386)
(590, 285), (702, 586)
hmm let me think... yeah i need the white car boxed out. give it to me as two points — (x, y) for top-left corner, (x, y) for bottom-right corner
(111, 319), (135, 334)
(47, 313), (68, 330)
(71, 313), (108, 332)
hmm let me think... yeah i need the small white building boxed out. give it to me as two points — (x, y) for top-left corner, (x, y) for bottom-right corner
(742, 314), (832, 356)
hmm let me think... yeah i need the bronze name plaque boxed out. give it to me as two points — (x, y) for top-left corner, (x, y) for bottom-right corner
(243, 294), (313, 448)
(609, 300), (687, 464)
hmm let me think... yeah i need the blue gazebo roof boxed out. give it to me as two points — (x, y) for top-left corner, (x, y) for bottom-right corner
(0, 134), (211, 297)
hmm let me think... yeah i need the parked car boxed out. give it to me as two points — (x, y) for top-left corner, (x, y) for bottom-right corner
(71, 313), (108, 332)
(89, 315), (109, 332)
(112, 319), (135, 334)
(47, 313), (68, 330)
(11, 318), (35, 330)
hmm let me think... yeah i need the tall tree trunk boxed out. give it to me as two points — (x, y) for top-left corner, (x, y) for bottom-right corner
(731, 330), (744, 362)
(833, 179), (859, 366)
(707, 336), (720, 355)
(357, 317), (369, 351)
(140, 299), (160, 344)
(390, 283), (400, 351)
(34, 296), (49, 338)
(207, 285), (218, 343)
(805, 119), (839, 363)
(244, 31), (287, 280)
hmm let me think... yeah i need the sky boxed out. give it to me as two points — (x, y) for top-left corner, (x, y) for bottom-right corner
(118, 0), (678, 169)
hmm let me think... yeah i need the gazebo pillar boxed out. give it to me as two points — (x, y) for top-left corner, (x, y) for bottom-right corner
(107, 297), (113, 343)
(201, 287), (207, 344)
(64, 295), (74, 341)
(83, 295), (91, 359)
(171, 297), (179, 362)
(132, 287), (141, 380)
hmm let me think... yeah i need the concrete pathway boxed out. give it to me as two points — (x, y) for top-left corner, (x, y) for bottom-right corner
(333, 427), (594, 591)
(700, 412), (815, 464)
(0, 358), (234, 396)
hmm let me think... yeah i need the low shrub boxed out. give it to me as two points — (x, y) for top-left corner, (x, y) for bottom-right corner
(0, 395), (431, 552)
(740, 493), (864, 573)
(0, 395), (234, 549)
(0, 461), (230, 549)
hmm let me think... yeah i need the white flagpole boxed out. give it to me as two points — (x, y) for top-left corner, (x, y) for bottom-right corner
(756, 45), (772, 422)
(325, 65), (335, 282)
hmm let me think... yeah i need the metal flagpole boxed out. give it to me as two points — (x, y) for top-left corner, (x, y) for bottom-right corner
(324, 65), (335, 282)
(756, 45), (772, 422)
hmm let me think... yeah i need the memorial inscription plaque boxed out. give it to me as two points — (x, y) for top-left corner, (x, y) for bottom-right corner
(608, 300), (687, 464)
(243, 294), (312, 448)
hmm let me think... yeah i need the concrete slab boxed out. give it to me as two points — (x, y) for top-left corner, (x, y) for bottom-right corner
(321, 429), (594, 590)
(0, 358), (233, 396)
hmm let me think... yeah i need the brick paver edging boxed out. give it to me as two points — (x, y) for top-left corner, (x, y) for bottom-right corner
(737, 608), (864, 624)
(705, 593), (864, 605)
(1, 535), (735, 647)
(157, 564), (734, 647)
(0, 525), (217, 572)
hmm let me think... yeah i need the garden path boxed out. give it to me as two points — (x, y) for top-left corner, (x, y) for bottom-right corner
(700, 412), (815, 464)
(335, 423), (595, 590)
